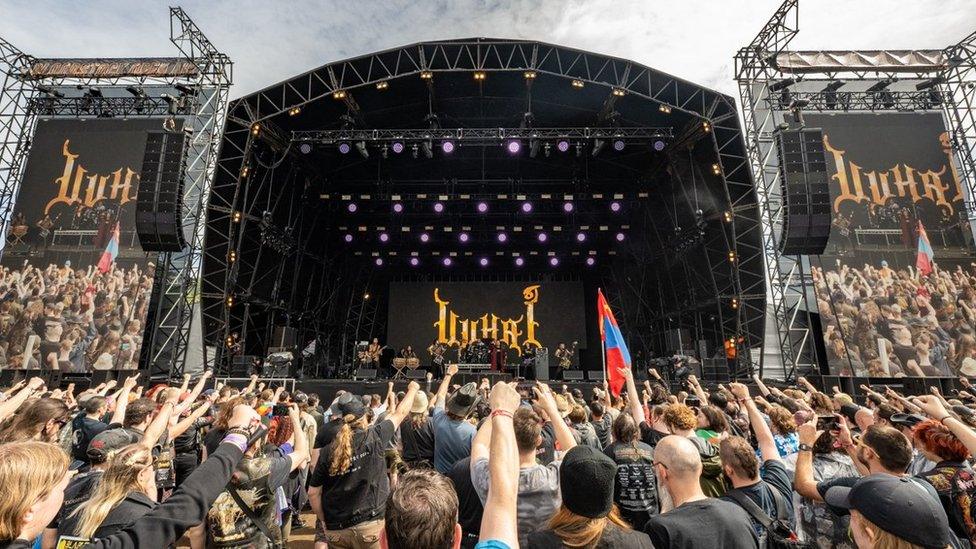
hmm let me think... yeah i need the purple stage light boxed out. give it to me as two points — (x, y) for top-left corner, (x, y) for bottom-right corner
(506, 140), (521, 154)
(375, 258), (384, 266)
(419, 232), (430, 243)
(443, 257), (452, 267)
(477, 202), (488, 213)
(379, 232), (390, 243)
(433, 202), (445, 213)
(497, 232), (507, 243)
(610, 201), (621, 212)
(344, 234), (353, 243)
(576, 232), (586, 242)
(347, 203), (358, 213)
(514, 257), (525, 267)
(549, 257), (559, 267)
(653, 140), (666, 152)
(521, 202), (533, 213)
(612, 139), (626, 152)
(392, 202), (404, 213)
(586, 257), (596, 266)
(410, 257), (419, 267)
(616, 232), (625, 241)
(338, 142), (351, 154)
(441, 140), (455, 154)
(392, 141), (405, 154)
(563, 202), (574, 213)
(459, 232), (469, 243)
(537, 232), (548, 243)
(479, 257), (489, 267)
(557, 140), (570, 153)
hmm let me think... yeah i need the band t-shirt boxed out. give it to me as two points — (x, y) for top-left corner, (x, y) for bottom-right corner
(314, 419), (343, 449)
(70, 414), (110, 463)
(309, 419), (395, 530)
(604, 441), (658, 527)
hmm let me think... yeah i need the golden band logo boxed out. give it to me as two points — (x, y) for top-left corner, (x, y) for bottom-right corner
(825, 132), (963, 216)
(434, 285), (541, 354)
(44, 139), (140, 215)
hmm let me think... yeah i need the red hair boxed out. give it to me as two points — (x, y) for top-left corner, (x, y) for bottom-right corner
(913, 419), (970, 462)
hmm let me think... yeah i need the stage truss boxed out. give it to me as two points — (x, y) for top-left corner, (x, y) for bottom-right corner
(735, 0), (976, 381)
(0, 8), (232, 380)
(204, 38), (767, 378)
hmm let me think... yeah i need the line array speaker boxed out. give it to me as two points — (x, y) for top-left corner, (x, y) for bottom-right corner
(136, 131), (188, 251)
(775, 127), (831, 255)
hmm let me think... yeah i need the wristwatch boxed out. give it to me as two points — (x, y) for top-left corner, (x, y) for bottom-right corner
(798, 443), (813, 452)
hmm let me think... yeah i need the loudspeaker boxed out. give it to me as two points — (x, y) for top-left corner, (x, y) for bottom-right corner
(535, 352), (549, 381)
(231, 355), (257, 377)
(405, 369), (427, 380)
(587, 370), (606, 381)
(775, 127), (831, 255)
(136, 131), (188, 251)
(562, 370), (584, 381)
(353, 368), (377, 380)
(271, 326), (296, 349)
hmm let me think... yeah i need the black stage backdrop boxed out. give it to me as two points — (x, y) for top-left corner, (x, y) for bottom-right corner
(0, 119), (161, 372)
(387, 281), (586, 357)
(803, 112), (976, 377)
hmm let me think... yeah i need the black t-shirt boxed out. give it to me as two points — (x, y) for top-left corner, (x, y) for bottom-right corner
(721, 459), (795, 537)
(644, 498), (759, 549)
(203, 427), (227, 457)
(400, 418), (435, 464)
(528, 523), (654, 548)
(49, 470), (103, 530)
(447, 457), (484, 549)
(537, 422), (556, 465)
(39, 340), (59, 367)
(639, 421), (668, 448)
(604, 441), (658, 528)
(60, 491), (155, 539)
(71, 414), (110, 462)
(314, 419), (342, 449)
(309, 419), (395, 530)
(174, 417), (211, 455)
(591, 415), (612, 449)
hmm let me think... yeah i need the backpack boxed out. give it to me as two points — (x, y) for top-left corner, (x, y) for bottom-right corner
(727, 487), (815, 549)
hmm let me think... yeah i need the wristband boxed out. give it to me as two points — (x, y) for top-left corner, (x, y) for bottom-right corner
(491, 409), (514, 420)
(222, 433), (248, 453)
(939, 415), (953, 425)
(738, 397), (753, 403)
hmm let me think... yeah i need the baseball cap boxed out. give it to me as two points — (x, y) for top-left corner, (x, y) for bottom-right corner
(87, 429), (140, 464)
(825, 474), (950, 549)
(888, 413), (926, 429)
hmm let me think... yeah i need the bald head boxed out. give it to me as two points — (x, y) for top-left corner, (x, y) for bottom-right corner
(655, 435), (702, 480)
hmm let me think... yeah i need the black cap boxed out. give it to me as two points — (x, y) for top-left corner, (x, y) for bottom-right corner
(825, 474), (951, 549)
(333, 392), (366, 420)
(888, 413), (926, 429)
(559, 445), (617, 519)
(87, 429), (140, 463)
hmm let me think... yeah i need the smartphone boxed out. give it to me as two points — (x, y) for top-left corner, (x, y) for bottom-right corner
(816, 415), (839, 431)
(272, 404), (289, 417)
(686, 396), (701, 408)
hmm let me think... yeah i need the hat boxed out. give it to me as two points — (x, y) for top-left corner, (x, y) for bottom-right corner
(328, 392), (346, 416)
(888, 413), (926, 429)
(87, 429), (140, 463)
(293, 392), (308, 405)
(410, 391), (429, 414)
(333, 392), (367, 420)
(825, 474), (951, 549)
(554, 394), (571, 418)
(446, 382), (480, 418)
(559, 445), (617, 518)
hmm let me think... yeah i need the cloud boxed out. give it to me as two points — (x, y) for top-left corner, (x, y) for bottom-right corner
(0, 0), (973, 99)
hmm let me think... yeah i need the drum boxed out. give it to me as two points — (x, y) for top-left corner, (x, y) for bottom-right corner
(406, 357), (420, 369)
(393, 357), (406, 368)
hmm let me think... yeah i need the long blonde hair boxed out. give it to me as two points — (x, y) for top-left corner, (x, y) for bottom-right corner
(853, 510), (948, 549)
(0, 442), (68, 540)
(71, 444), (154, 539)
(329, 414), (366, 475)
(547, 504), (630, 549)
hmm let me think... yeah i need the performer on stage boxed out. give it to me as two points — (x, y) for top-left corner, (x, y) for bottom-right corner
(554, 341), (578, 380)
(400, 345), (417, 359)
(427, 339), (446, 378)
(363, 337), (381, 366)
(521, 342), (536, 380)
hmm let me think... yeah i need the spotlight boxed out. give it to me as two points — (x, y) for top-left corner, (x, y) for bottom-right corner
(433, 202), (445, 213)
(124, 86), (146, 98)
(392, 141), (405, 154)
(916, 77), (945, 91)
(441, 140), (455, 154)
(473, 71), (487, 81)
(549, 257), (559, 267)
(538, 233), (548, 243)
(612, 139), (625, 152)
(506, 140), (521, 154)
(477, 202), (488, 213)
(299, 143), (313, 154)
(458, 232), (469, 243)
(376, 81), (389, 90)
(728, 250), (736, 262)
(616, 232), (625, 241)
(233, 211), (242, 223)
(712, 163), (722, 175)
(420, 70), (433, 80)
(355, 141), (369, 159)
(524, 71), (537, 79)
(575, 142), (583, 157)
(571, 79), (584, 88)
(521, 202), (533, 213)
(479, 257), (489, 267)
(410, 257), (419, 266)
(288, 106), (301, 116)
(576, 232), (586, 242)
(610, 202), (621, 212)
(592, 139), (606, 157)
(344, 234), (353, 242)
(338, 142), (351, 154)
(658, 104), (672, 114)
(379, 232), (390, 243)
(768, 78), (798, 92)
(612, 88), (625, 97)
(529, 139), (540, 158)
(411, 143), (419, 158)
(563, 202), (574, 213)
(375, 258), (384, 266)
(653, 140), (666, 152)
(702, 121), (711, 133)
(544, 142), (552, 157)
(333, 90), (347, 99)
(497, 232), (508, 243)
(421, 141), (433, 159)
(443, 257), (452, 267)
(586, 257), (595, 266)
(392, 202), (404, 213)
(515, 257), (525, 267)
(420, 232), (430, 243)
(724, 210), (733, 223)
(347, 203), (358, 213)
(556, 140), (570, 153)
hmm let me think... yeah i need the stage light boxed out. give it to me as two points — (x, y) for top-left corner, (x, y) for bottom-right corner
(731, 297), (739, 309)
(347, 203), (358, 213)
(702, 121), (711, 133)
(575, 142), (583, 157)
(392, 141), (405, 154)
(441, 140), (455, 154)
(537, 232), (548, 243)
(433, 202), (445, 213)
(379, 232), (390, 243)
(524, 71), (537, 79)
(610, 201), (621, 212)
(728, 250), (736, 262)
(592, 139), (606, 157)
(529, 139), (540, 158)
(333, 90), (347, 99)
(443, 257), (452, 267)
(712, 163), (721, 175)
(338, 142), (351, 154)
(228, 250), (236, 263)
(556, 140), (570, 153)
(917, 77), (945, 91)
(288, 106), (301, 116)
(576, 232), (586, 242)
(768, 78), (798, 92)
(497, 232), (508, 243)
(616, 232), (625, 241)
(477, 202), (488, 213)
(459, 232), (469, 243)
(124, 86), (146, 98)
(344, 234), (353, 242)
(411, 143), (419, 158)
(563, 202), (574, 213)
(506, 140), (521, 154)
(420, 71), (433, 80)
(724, 210), (733, 223)
(473, 71), (487, 81)
(364, 292), (371, 300)
(240, 166), (250, 177)
(375, 258), (384, 266)
(421, 141), (433, 159)
(549, 257), (559, 267)
(299, 143), (313, 154)
(658, 104), (672, 114)
(612, 88), (625, 97)
(232, 211), (242, 223)
(226, 296), (234, 307)
(251, 123), (261, 135)
(410, 257), (419, 266)
(376, 81), (389, 90)
(515, 257), (525, 267)
(543, 142), (551, 157)
(521, 202), (533, 213)
(612, 139), (625, 152)
(653, 140), (666, 152)
(571, 79), (584, 88)
(392, 202), (404, 213)
(479, 257), (489, 267)
(355, 141), (369, 158)
(420, 232), (430, 243)
(586, 257), (595, 266)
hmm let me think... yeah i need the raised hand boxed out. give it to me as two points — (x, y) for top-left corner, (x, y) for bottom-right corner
(447, 364), (459, 377)
(490, 381), (521, 414)
(797, 418), (819, 446)
(914, 394), (950, 420)
(728, 382), (750, 401)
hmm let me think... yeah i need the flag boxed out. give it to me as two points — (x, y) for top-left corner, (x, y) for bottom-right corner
(916, 220), (934, 277)
(97, 222), (120, 274)
(598, 289), (631, 397)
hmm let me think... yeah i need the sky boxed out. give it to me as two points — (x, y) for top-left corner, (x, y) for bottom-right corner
(0, 0), (974, 99)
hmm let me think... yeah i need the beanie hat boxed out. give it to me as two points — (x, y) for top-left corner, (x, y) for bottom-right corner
(558, 445), (617, 518)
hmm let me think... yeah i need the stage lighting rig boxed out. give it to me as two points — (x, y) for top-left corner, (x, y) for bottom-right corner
(355, 141), (369, 159)
(37, 84), (65, 98)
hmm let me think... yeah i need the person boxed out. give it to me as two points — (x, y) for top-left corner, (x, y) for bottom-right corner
(431, 365), (478, 474)
(473, 381), (522, 549)
(399, 391), (434, 469)
(660, 403), (726, 497)
(381, 468), (461, 549)
(527, 445), (653, 548)
(603, 412), (658, 528)
(470, 382), (576, 547)
(642, 435), (758, 548)
(70, 396), (110, 466)
(913, 418), (976, 544)
(0, 398), (70, 444)
(447, 457), (484, 549)
(589, 401), (612, 448)
(308, 381), (420, 549)
(568, 405), (600, 449)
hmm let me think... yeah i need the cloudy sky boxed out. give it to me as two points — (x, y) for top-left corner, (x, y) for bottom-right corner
(1, 0), (973, 98)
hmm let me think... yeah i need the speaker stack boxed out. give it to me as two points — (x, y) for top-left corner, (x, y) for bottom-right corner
(136, 131), (188, 252)
(775, 127), (832, 255)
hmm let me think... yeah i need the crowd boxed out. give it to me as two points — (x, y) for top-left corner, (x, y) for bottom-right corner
(3, 363), (976, 548)
(814, 259), (976, 378)
(0, 261), (152, 372)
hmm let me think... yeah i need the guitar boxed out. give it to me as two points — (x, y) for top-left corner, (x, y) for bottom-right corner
(555, 341), (578, 369)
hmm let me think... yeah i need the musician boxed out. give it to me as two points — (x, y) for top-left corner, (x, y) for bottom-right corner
(521, 342), (537, 380)
(35, 214), (54, 247)
(364, 337), (381, 365)
(427, 339), (446, 378)
(554, 341), (578, 380)
(400, 346), (417, 359)
(7, 213), (27, 245)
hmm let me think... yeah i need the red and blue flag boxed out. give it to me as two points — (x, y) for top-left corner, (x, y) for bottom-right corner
(916, 220), (934, 277)
(598, 289), (631, 397)
(97, 222), (120, 274)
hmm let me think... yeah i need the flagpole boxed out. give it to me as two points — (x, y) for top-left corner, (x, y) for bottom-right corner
(599, 288), (607, 384)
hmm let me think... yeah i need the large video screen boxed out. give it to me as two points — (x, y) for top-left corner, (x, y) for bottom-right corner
(805, 112), (976, 377)
(387, 281), (586, 359)
(0, 119), (162, 372)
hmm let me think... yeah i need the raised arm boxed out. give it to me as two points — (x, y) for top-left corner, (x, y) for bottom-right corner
(285, 403), (310, 472)
(752, 373), (772, 397)
(386, 381), (420, 430)
(178, 373), (191, 394)
(621, 367), (645, 425)
(794, 419), (825, 502)
(730, 382), (780, 462)
(471, 412), (493, 463)
(0, 377), (43, 422)
(170, 400), (212, 440)
(143, 399), (176, 447)
(110, 374), (140, 426)
(174, 371), (212, 416)
(244, 374), (258, 395)
(915, 395), (976, 458)
(534, 382), (577, 453)
(434, 364), (459, 408)
(478, 382), (520, 548)
(688, 375), (708, 403)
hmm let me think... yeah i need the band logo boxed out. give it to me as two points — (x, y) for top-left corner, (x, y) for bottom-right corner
(434, 285), (541, 352)
(44, 139), (140, 215)
(825, 132), (963, 216)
